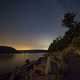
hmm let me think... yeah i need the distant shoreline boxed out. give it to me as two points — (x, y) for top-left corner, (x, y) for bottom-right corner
(0, 46), (48, 54)
(17, 50), (48, 53)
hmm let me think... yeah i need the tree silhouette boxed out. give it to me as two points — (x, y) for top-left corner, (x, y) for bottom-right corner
(48, 12), (80, 80)
(48, 12), (80, 52)
(63, 12), (76, 28)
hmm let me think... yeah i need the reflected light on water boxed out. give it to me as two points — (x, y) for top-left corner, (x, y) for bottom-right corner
(0, 53), (45, 74)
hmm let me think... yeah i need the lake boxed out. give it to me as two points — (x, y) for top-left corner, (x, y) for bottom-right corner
(0, 53), (45, 74)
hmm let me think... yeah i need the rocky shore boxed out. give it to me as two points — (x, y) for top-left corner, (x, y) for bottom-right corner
(0, 56), (48, 80)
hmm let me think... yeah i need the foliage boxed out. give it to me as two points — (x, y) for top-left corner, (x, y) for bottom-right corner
(48, 12), (80, 80)
(62, 12), (76, 28)
(48, 36), (63, 52)
(63, 50), (80, 80)
(48, 12), (80, 52)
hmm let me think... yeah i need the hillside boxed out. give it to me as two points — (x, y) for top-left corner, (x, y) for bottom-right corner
(0, 46), (17, 54)
(47, 13), (80, 80)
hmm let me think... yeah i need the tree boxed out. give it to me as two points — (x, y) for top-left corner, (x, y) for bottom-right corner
(62, 12), (76, 28)
(48, 36), (63, 52)
(48, 12), (80, 52)
(48, 12), (80, 80)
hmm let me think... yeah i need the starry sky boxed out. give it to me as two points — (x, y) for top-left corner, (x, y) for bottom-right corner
(0, 0), (80, 50)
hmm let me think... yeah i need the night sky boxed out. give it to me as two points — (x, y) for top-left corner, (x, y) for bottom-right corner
(0, 0), (80, 50)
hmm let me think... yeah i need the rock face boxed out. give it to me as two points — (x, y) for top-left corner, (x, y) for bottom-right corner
(47, 49), (80, 80)
(63, 51), (80, 80)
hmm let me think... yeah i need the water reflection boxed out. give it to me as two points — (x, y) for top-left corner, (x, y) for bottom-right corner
(0, 53), (45, 74)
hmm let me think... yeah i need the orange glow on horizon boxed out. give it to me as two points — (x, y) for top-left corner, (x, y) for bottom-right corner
(14, 46), (32, 50)
(8, 44), (32, 50)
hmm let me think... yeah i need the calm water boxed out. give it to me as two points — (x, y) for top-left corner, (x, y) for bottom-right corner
(0, 53), (45, 74)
